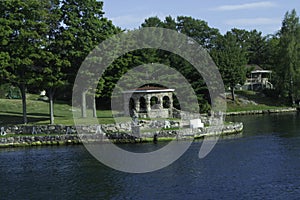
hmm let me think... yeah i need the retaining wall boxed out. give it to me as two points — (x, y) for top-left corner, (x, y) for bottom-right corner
(0, 120), (243, 147)
(226, 108), (296, 116)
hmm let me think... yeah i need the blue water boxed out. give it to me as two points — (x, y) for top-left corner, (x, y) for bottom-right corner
(1, 113), (300, 199)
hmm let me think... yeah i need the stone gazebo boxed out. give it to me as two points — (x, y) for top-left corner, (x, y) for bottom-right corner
(123, 86), (174, 118)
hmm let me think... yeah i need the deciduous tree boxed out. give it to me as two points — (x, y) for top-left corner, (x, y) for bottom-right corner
(0, 0), (50, 124)
(211, 32), (248, 101)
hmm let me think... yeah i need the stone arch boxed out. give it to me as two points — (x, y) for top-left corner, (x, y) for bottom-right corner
(129, 98), (135, 116)
(150, 96), (159, 109)
(129, 98), (135, 109)
(139, 96), (146, 111)
(163, 96), (171, 108)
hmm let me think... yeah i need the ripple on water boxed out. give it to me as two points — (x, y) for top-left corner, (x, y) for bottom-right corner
(1, 113), (300, 199)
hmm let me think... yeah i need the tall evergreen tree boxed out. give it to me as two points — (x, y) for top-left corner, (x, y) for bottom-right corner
(276, 9), (300, 104)
(231, 28), (267, 65)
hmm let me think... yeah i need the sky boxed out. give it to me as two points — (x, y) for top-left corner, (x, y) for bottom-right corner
(103, 0), (300, 35)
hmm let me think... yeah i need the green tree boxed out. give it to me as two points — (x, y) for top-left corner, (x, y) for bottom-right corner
(176, 16), (220, 50)
(0, 52), (10, 83)
(259, 35), (280, 69)
(141, 16), (177, 30)
(35, 0), (71, 124)
(141, 16), (163, 28)
(0, 0), (50, 124)
(136, 16), (222, 112)
(51, 0), (120, 119)
(231, 28), (266, 65)
(0, 16), (11, 81)
(211, 32), (248, 101)
(276, 9), (300, 104)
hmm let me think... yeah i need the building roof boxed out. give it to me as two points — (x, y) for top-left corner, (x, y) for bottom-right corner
(251, 70), (272, 74)
(245, 64), (272, 74)
(245, 64), (263, 71)
(123, 86), (175, 93)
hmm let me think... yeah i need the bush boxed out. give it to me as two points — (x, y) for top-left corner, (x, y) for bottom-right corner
(262, 88), (279, 98)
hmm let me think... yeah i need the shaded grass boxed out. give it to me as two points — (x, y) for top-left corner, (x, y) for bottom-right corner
(1, 90), (291, 125)
(0, 133), (49, 138)
(227, 90), (290, 112)
(227, 102), (287, 112)
(0, 98), (115, 125)
(236, 90), (288, 106)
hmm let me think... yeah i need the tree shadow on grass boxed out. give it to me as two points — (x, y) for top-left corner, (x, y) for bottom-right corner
(28, 112), (65, 117)
(1, 111), (64, 117)
(235, 91), (288, 107)
(0, 114), (49, 126)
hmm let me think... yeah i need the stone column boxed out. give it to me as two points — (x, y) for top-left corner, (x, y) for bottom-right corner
(169, 94), (173, 109)
(135, 96), (140, 113)
(146, 95), (151, 113)
(159, 96), (163, 109)
(169, 94), (173, 117)
(123, 94), (129, 116)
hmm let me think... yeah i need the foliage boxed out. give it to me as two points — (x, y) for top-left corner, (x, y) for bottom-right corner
(100, 16), (221, 113)
(0, 0), (121, 124)
(211, 31), (248, 101)
(0, 2), (299, 123)
(275, 9), (300, 104)
(0, 0), (51, 124)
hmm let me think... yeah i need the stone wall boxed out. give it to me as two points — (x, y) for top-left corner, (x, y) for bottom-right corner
(0, 119), (243, 147)
(0, 123), (132, 136)
(226, 108), (296, 116)
(0, 135), (81, 147)
(0, 118), (186, 136)
(0, 117), (237, 138)
(148, 109), (169, 118)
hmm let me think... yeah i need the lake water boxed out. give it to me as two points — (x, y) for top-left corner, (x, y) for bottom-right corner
(1, 113), (300, 199)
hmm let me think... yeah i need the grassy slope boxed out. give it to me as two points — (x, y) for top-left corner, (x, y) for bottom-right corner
(0, 90), (291, 125)
(0, 94), (115, 125)
(227, 90), (290, 112)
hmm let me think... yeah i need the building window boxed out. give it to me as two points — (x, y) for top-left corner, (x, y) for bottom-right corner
(150, 96), (159, 109)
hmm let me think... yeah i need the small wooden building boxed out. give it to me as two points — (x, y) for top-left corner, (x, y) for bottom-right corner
(243, 65), (273, 90)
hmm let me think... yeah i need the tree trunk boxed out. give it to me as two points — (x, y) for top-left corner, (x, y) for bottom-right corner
(289, 92), (295, 106)
(231, 87), (235, 102)
(19, 83), (27, 124)
(48, 90), (55, 125)
(289, 78), (295, 106)
(81, 90), (87, 118)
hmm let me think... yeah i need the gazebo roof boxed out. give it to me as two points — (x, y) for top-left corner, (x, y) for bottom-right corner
(123, 86), (175, 93)
(251, 70), (272, 74)
(245, 64), (272, 74)
(245, 64), (263, 71)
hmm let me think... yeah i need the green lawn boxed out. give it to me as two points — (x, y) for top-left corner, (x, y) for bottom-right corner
(226, 102), (288, 112)
(0, 96), (116, 125)
(0, 90), (292, 125)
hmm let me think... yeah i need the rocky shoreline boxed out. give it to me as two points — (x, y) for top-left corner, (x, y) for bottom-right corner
(226, 107), (296, 116)
(0, 122), (243, 148)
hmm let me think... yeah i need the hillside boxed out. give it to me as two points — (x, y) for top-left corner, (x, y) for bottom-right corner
(227, 90), (290, 112)
(0, 94), (114, 125)
(0, 90), (292, 126)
